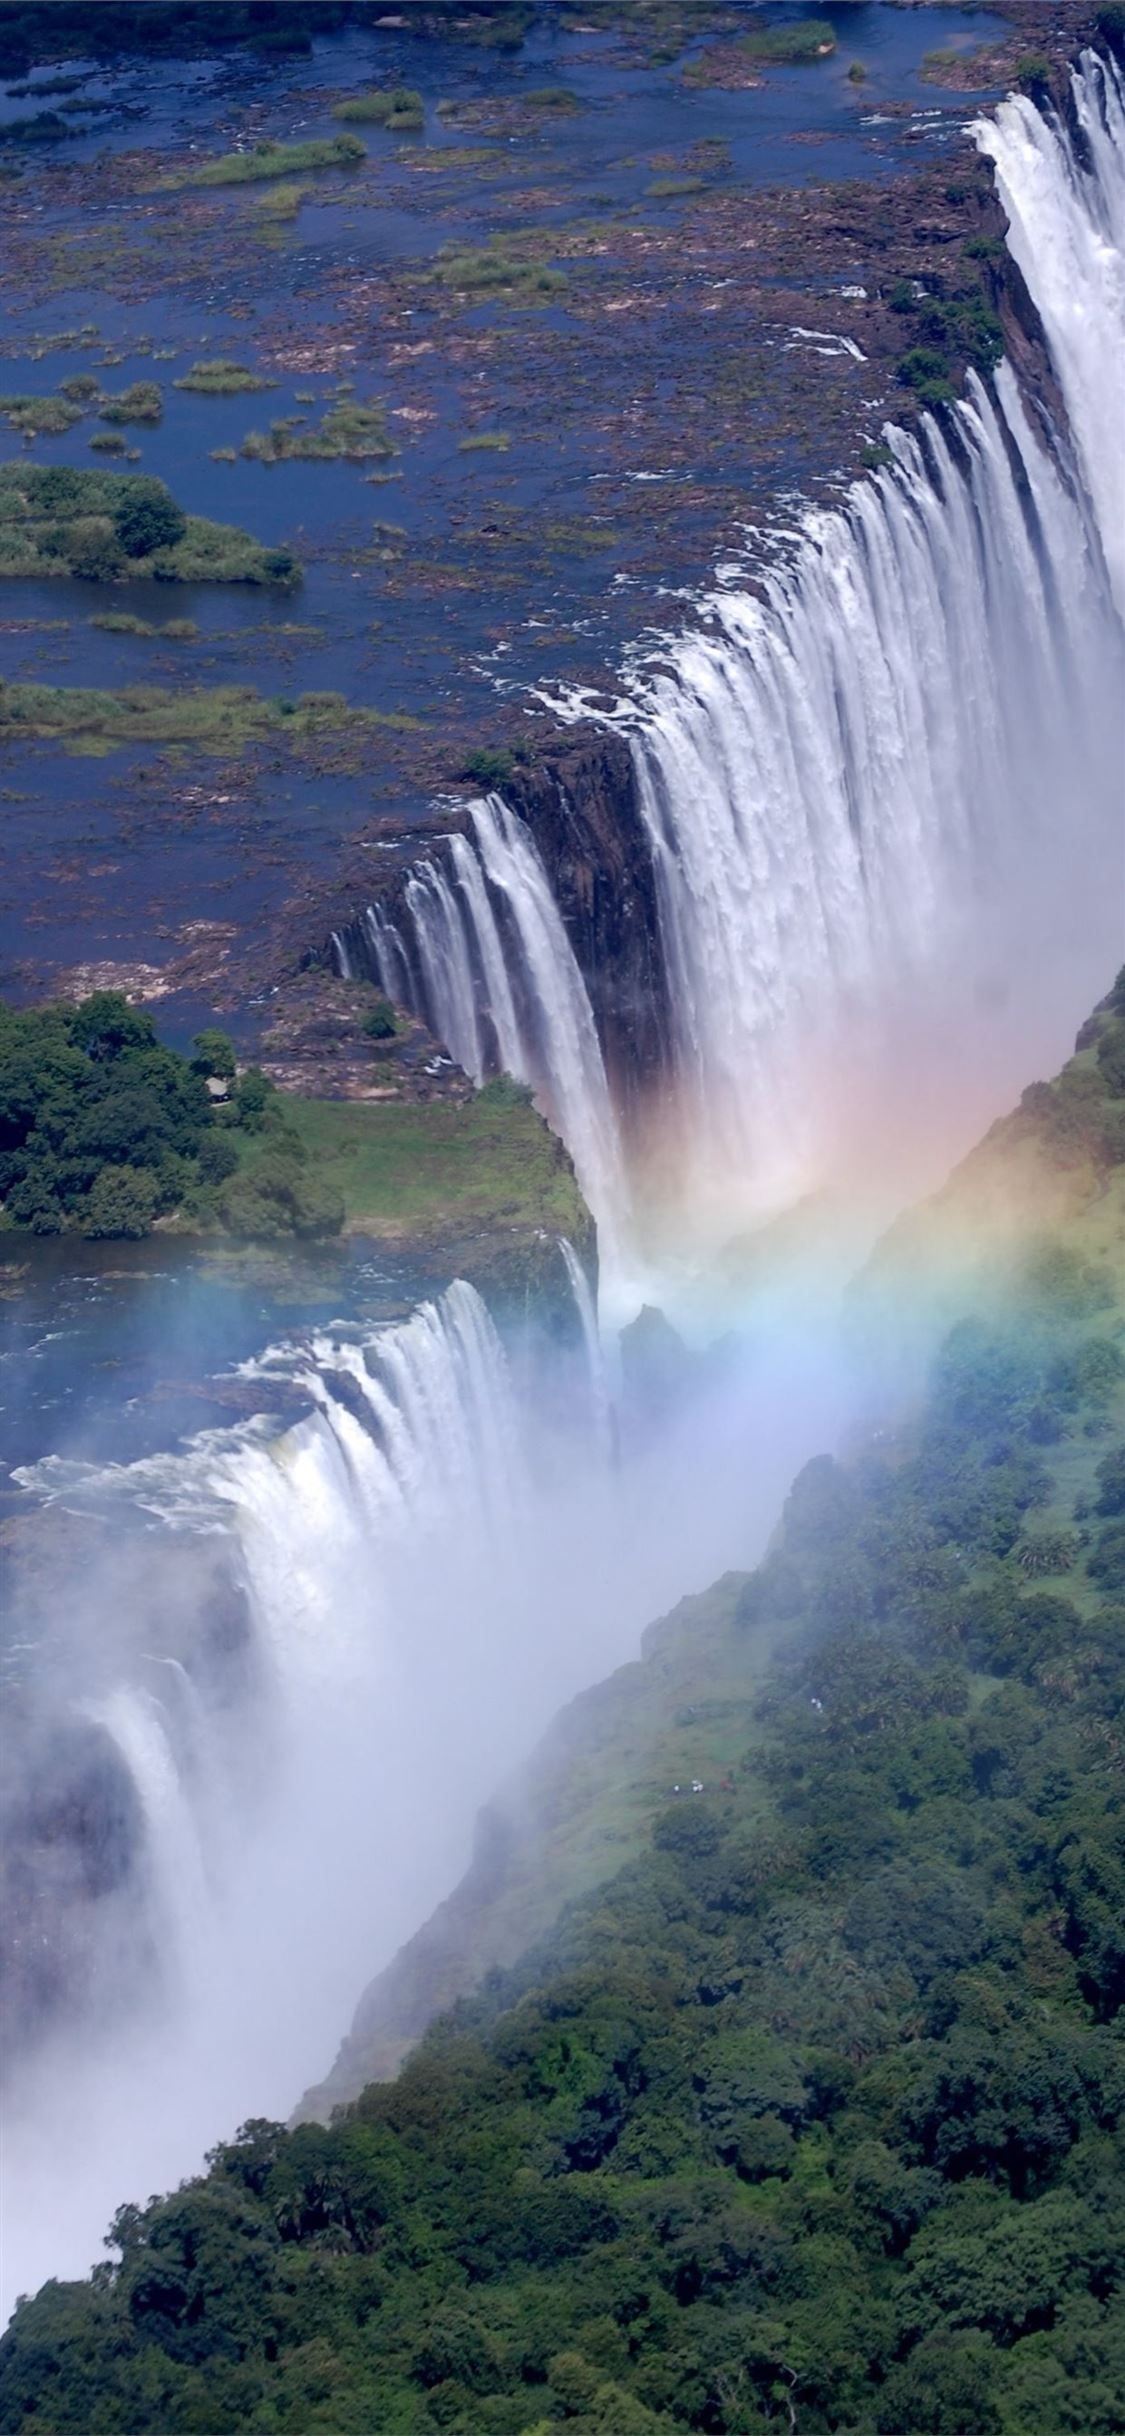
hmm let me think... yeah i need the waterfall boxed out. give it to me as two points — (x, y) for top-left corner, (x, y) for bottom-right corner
(975, 49), (1125, 611)
(341, 56), (1124, 1292)
(8, 1260), (832, 2314)
(558, 1236), (612, 1447)
(20, 1282), (524, 1705)
(360, 798), (634, 1281)
(624, 363), (1122, 1228)
(81, 1687), (210, 1985)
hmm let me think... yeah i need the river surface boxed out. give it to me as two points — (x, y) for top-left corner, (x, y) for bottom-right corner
(0, 2), (1005, 1003)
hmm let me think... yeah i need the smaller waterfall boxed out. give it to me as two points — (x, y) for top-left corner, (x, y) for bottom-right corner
(81, 1688), (210, 1984)
(355, 798), (633, 1283)
(559, 1236), (612, 1448)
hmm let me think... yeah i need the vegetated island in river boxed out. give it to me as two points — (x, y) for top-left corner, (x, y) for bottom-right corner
(3, 984), (1122, 2432)
(0, 989), (592, 1269)
(0, 464), (300, 586)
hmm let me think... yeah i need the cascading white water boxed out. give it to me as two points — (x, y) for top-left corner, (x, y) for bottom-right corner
(5, 1257), (858, 2318)
(345, 56), (1124, 1298)
(362, 798), (634, 1281)
(558, 1235), (612, 1447)
(624, 361), (1123, 1238)
(976, 49), (1125, 612)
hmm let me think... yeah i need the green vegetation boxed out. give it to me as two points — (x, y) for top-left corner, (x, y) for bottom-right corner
(0, 679), (414, 750)
(0, 3), (364, 72)
(648, 176), (706, 198)
(97, 378), (163, 425)
(163, 132), (365, 188)
(0, 391), (81, 437)
(89, 612), (196, 638)
(0, 995), (348, 1242)
(460, 745), (516, 785)
(174, 358), (275, 394)
(0, 106), (69, 142)
(3, 1023), (1122, 2422)
(88, 431), (127, 455)
(0, 999), (273, 1238)
(232, 1089), (589, 1242)
(0, 463), (300, 586)
(458, 430), (511, 452)
(361, 997), (398, 1041)
(241, 403), (395, 463)
(434, 242), (567, 302)
(524, 84), (579, 110)
(736, 18), (837, 64)
(896, 345), (956, 406)
(333, 85), (424, 130)
(251, 179), (305, 220)
(891, 270), (1004, 406)
(1014, 54), (1053, 94)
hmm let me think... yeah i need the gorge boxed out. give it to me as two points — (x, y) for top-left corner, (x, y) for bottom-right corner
(0, 12), (1123, 2432)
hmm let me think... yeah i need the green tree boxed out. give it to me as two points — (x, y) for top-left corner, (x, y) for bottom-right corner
(80, 1164), (159, 1239)
(191, 1028), (237, 1080)
(112, 479), (187, 559)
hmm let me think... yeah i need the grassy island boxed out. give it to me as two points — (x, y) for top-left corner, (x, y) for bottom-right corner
(240, 403), (395, 463)
(333, 85), (424, 130)
(0, 679), (415, 750)
(174, 358), (276, 395)
(0, 464), (300, 585)
(163, 132), (366, 188)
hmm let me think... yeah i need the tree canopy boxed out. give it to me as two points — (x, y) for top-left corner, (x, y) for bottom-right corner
(0, 996), (342, 1239)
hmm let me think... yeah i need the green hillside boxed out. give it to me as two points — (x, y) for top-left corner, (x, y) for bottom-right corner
(2, 987), (1124, 2436)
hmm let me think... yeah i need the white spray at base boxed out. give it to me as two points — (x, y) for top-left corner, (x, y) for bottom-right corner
(351, 52), (1124, 1302)
(3, 1270), (862, 2318)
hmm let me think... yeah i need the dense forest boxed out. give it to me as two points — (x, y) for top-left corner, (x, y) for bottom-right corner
(2, 994), (1122, 2432)
(0, 993), (343, 1239)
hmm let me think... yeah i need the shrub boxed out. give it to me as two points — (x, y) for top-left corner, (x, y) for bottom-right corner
(191, 1028), (237, 1080)
(334, 86), (423, 129)
(69, 526), (127, 581)
(1015, 55), (1052, 94)
(80, 1163), (159, 1238)
(1095, 1446), (1125, 1515)
(362, 1000), (397, 1041)
(896, 347), (955, 405)
(113, 479), (187, 558)
(459, 746), (514, 785)
(98, 380), (163, 426)
(1096, 1021), (1125, 1094)
(477, 1073), (533, 1108)
(233, 1068), (275, 1132)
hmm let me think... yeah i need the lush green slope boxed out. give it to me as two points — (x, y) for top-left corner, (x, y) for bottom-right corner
(3, 1002), (1123, 2434)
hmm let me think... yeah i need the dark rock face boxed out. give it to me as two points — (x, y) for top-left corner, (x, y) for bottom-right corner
(328, 727), (673, 1117)
(0, 1713), (146, 2069)
(503, 734), (673, 1111)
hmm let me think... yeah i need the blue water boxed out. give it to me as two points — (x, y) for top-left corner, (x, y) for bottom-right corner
(0, 3), (1006, 996)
